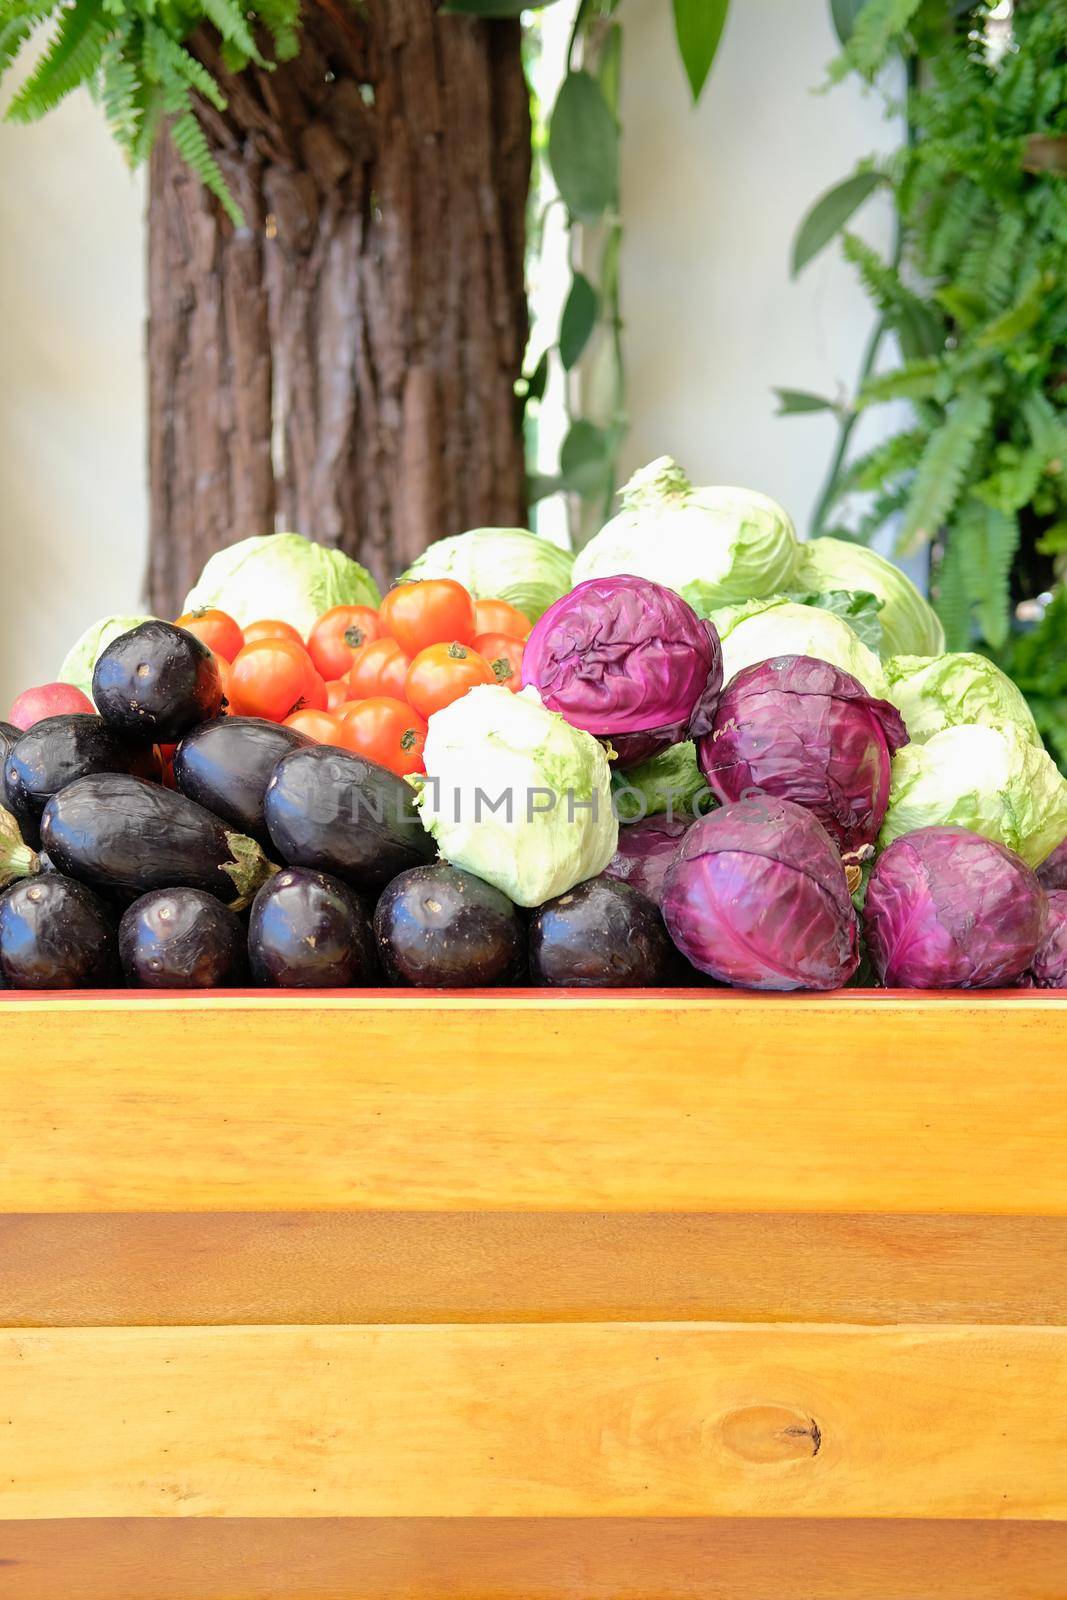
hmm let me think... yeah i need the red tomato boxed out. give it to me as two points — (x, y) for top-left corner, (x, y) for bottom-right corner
(228, 638), (319, 721)
(379, 579), (475, 656)
(340, 697), (428, 776)
(303, 672), (328, 712)
(156, 744), (178, 789)
(213, 653), (234, 710)
(474, 632), (524, 692)
(243, 618), (305, 647)
(473, 599), (532, 640)
(307, 606), (383, 681)
(405, 641), (497, 720)
(331, 698), (366, 719)
(284, 709), (346, 745)
(8, 683), (94, 730)
(349, 637), (411, 700)
(174, 608), (245, 662)
(324, 678), (352, 712)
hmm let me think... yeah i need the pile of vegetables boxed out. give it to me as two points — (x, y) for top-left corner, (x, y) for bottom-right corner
(2, 468), (1066, 993)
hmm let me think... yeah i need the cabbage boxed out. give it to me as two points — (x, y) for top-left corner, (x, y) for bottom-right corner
(522, 575), (722, 764)
(885, 652), (1041, 746)
(611, 740), (712, 823)
(879, 722), (1067, 868)
(864, 826), (1047, 989)
(401, 527), (573, 623)
(1031, 891), (1067, 989)
(1039, 837), (1067, 891)
(603, 814), (692, 907)
(415, 685), (617, 907)
(699, 655), (909, 854)
(573, 456), (798, 615)
(793, 537), (945, 658)
(59, 614), (157, 701)
(712, 596), (889, 698)
(183, 533), (380, 637)
(661, 794), (859, 990)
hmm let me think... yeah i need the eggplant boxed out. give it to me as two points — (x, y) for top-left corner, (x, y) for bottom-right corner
(173, 717), (312, 845)
(120, 888), (248, 989)
(0, 873), (119, 988)
(40, 773), (273, 905)
(374, 863), (525, 987)
(4, 714), (153, 849)
(93, 620), (223, 740)
(249, 867), (377, 987)
(265, 746), (434, 893)
(529, 875), (677, 988)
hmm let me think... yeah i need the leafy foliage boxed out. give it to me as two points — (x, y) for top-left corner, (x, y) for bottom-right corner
(1, 0), (302, 223)
(783, 0), (1067, 723)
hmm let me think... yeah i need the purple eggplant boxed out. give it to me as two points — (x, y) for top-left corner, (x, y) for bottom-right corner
(120, 888), (248, 988)
(530, 875), (677, 987)
(173, 717), (311, 845)
(374, 863), (525, 987)
(249, 867), (377, 987)
(4, 714), (153, 848)
(93, 620), (223, 740)
(0, 873), (119, 988)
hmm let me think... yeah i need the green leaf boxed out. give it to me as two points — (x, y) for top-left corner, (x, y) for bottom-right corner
(671, 0), (729, 103)
(548, 69), (618, 221)
(6, 0), (108, 122)
(559, 272), (599, 371)
(897, 391), (993, 557)
(792, 171), (882, 277)
(829, 0), (866, 46)
(828, 0), (923, 82)
(442, 0), (562, 11)
(524, 350), (549, 405)
(774, 387), (840, 416)
(859, 357), (946, 406)
(796, 588), (885, 653)
(975, 273), (1049, 351)
(527, 473), (563, 503)
(560, 420), (610, 497)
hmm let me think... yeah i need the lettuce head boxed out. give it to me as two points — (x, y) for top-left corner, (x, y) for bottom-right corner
(59, 614), (157, 701)
(402, 527), (573, 623)
(184, 533), (380, 637)
(712, 595), (889, 698)
(794, 537), (945, 658)
(886, 652), (1041, 746)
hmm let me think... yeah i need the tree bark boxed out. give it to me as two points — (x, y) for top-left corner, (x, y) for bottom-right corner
(147, 1), (530, 615)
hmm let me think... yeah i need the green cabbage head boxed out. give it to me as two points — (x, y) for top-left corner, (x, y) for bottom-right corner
(886, 652), (1041, 746)
(184, 533), (380, 637)
(572, 456), (798, 616)
(712, 595), (889, 698)
(794, 537), (945, 658)
(879, 722), (1067, 868)
(415, 685), (617, 907)
(402, 527), (573, 623)
(611, 741), (712, 823)
(59, 614), (157, 700)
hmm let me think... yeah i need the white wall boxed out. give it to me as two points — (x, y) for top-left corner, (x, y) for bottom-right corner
(0, 78), (147, 709)
(619, 0), (901, 533)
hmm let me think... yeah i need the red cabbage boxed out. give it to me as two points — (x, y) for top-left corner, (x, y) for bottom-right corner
(864, 826), (1047, 989)
(603, 814), (692, 906)
(1030, 891), (1067, 988)
(522, 575), (722, 768)
(661, 794), (859, 990)
(698, 655), (908, 855)
(1038, 837), (1067, 891)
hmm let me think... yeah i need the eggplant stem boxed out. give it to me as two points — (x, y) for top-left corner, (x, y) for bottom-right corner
(223, 832), (277, 910)
(0, 805), (39, 889)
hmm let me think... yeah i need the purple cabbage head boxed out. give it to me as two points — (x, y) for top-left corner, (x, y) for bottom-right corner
(1038, 836), (1067, 892)
(661, 794), (859, 991)
(603, 814), (692, 907)
(522, 575), (723, 768)
(698, 655), (908, 856)
(1030, 890), (1067, 988)
(864, 826), (1048, 989)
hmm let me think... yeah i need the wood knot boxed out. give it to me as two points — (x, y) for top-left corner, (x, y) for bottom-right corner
(720, 1405), (822, 1463)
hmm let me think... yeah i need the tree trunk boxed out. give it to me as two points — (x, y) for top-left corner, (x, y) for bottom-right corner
(147, 1), (530, 615)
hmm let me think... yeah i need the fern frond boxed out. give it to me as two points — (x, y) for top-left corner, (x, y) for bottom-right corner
(932, 535), (972, 651)
(841, 233), (943, 359)
(975, 271), (1049, 351)
(142, 22), (227, 112)
(170, 110), (243, 226)
(855, 484), (911, 543)
(839, 427), (929, 494)
(828, 0), (924, 83)
(5, 0), (108, 122)
(97, 27), (141, 155)
(201, 0), (266, 68)
(944, 498), (1019, 649)
(859, 357), (946, 407)
(923, 180), (987, 279)
(897, 390), (993, 556)
(250, 0), (300, 61)
(0, 0), (59, 75)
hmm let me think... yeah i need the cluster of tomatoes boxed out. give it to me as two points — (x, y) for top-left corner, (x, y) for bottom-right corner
(174, 580), (531, 778)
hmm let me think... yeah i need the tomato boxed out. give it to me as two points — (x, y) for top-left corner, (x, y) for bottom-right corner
(473, 632), (524, 692)
(243, 618), (305, 647)
(332, 698), (366, 720)
(213, 652), (234, 709)
(379, 579), (476, 656)
(174, 607), (245, 662)
(156, 744), (178, 790)
(473, 599), (532, 640)
(284, 708), (346, 745)
(340, 697), (428, 776)
(324, 678), (353, 711)
(405, 641), (497, 719)
(303, 672), (328, 712)
(228, 638), (319, 721)
(349, 637), (411, 700)
(307, 605), (383, 681)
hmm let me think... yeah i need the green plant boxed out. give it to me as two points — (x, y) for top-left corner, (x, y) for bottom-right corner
(782, 0), (1067, 766)
(0, 0), (301, 224)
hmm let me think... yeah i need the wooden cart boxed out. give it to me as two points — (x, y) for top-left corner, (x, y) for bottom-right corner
(1, 989), (1065, 1597)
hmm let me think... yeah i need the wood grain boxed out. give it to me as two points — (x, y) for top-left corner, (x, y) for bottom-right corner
(2, 1211), (1065, 1326)
(2, 1322), (1065, 1520)
(3, 1518), (1066, 1600)
(1, 993), (1065, 1214)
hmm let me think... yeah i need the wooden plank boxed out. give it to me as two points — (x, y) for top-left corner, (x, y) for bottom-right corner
(2, 1211), (1066, 1327)
(3, 1517), (1066, 1600)
(2, 1322), (1065, 1520)
(0, 993), (1064, 1214)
